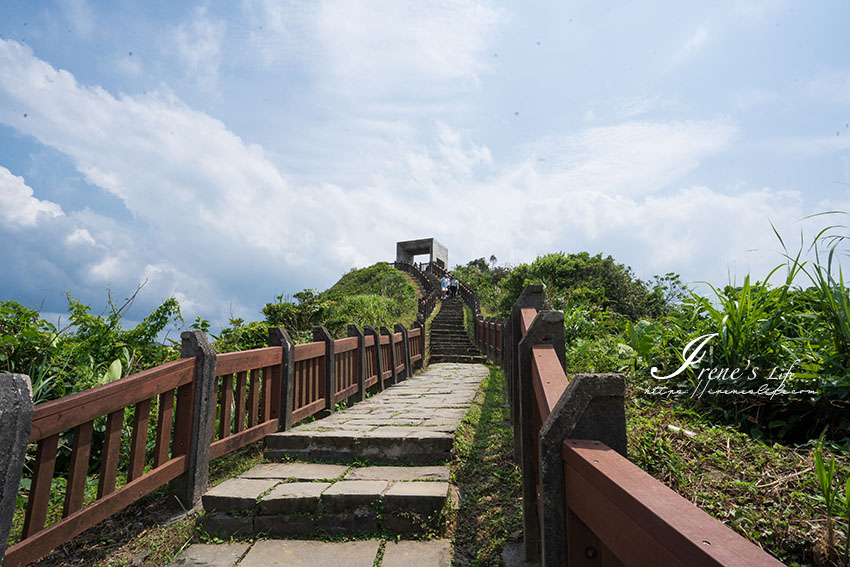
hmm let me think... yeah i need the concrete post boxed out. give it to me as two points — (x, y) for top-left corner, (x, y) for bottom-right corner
(538, 373), (626, 567)
(312, 327), (336, 413)
(175, 331), (217, 508)
(0, 374), (34, 563)
(510, 284), (545, 462)
(347, 325), (366, 403)
(517, 310), (565, 563)
(363, 325), (384, 392)
(269, 328), (295, 430)
(413, 320), (425, 370)
(380, 326), (398, 385)
(395, 323), (411, 381)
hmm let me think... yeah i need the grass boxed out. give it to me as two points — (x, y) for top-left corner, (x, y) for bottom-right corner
(627, 385), (850, 566)
(449, 365), (522, 566)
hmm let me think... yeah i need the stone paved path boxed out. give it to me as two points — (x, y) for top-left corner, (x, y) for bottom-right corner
(171, 362), (489, 566)
(265, 363), (489, 463)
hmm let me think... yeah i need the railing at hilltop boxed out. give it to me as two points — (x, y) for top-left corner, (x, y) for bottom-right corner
(392, 261), (438, 322)
(474, 284), (784, 566)
(0, 321), (426, 567)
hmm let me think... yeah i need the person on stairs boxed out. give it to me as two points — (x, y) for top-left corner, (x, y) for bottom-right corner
(441, 274), (449, 300)
(450, 275), (459, 299)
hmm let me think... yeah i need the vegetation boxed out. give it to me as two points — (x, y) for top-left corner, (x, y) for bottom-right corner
(450, 366), (522, 566)
(452, 214), (850, 564)
(0, 289), (182, 403)
(218, 262), (418, 350)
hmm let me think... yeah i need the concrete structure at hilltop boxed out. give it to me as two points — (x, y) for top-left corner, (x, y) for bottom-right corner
(395, 238), (448, 268)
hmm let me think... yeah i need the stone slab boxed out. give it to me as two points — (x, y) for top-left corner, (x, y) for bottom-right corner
(254, 514), (315, 538)
(344, 466), (449, 481)
(382, 540), (452, 567)
(202, 478), (278, 512)
(384, 482), (449, 513)
(259, 482), (330, 514)
(167, 543), (249, 567)
(321, 480), (388, 512)
(238, 540), (380, 567)
(197, 513), (254, 539)
(241, 462), (348, 481)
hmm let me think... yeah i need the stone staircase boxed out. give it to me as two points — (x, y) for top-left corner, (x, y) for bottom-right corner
(429, 298), (486, 364)
(181, 363), (489, 566)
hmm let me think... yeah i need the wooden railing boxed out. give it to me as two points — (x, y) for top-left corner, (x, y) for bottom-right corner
(1, 319), (427, 567)
(8, 357), (198, 567)
(483, 284), (785, 566)
(392, 261), (438, 321)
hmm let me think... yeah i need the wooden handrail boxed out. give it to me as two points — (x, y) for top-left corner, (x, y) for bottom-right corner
(29, 358), (195, 441)
(520, 307), (536, 335)
(531, 344), (567, 425)
(562, 440), (784, 566)
(216, 346), (281, 375)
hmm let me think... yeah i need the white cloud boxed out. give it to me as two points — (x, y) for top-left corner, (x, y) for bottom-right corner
(65, 228), (96, 246)
(242, 0), (503, 95)
(0, 34), (840, 326)
(674, 26), (709, 63)
(170, 7), (226, 90)
(522, 120), (737, 197)
(0, 166), (64, 227)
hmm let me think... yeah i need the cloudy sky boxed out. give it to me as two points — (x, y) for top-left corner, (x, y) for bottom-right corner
(1, 1), (849, 328)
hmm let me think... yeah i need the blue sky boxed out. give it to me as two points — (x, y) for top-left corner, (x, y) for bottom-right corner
(1, 1), (849, 329)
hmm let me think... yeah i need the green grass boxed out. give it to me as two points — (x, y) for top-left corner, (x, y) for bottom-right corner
(450, 366), (522, 566)
(627, 388), (850, 566)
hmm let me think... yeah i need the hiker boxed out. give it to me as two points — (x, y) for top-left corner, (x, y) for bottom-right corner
(441, 274), (449, 299)
(450, 275), (459, 298)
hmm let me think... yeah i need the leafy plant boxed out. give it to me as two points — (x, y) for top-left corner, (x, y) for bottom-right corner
(814, 444), (839, 556)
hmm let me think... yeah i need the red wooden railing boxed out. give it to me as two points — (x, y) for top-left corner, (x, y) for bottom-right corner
(474, 284), (784, 566)
(408, 326), (423, 365)
(7, 358), (197, 567)
(210, 347), (282, 460)
(393, 261), (438, 321)
(3, 317), (426, 567)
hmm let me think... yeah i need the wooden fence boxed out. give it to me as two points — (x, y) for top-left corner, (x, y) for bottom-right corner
(392, 261), (438, 321)
(468, 283), (784, 566)
(1, 320), (426, 567)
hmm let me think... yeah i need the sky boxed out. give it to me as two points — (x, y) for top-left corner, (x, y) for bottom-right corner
(1, 1), (849, 330)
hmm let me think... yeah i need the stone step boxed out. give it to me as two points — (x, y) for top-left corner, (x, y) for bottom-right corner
(170, 539), (452, 567)
(429, 354), (487, 364)
(430, 344), (482, 352)
(199, 463), (454, 539)
(264, 427), (455, 464)
(430, 350), (484, 357)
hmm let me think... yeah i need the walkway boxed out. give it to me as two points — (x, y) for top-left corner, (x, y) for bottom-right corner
(170, 362), (489, 567)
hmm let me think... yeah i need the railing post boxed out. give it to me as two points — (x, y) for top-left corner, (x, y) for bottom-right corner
(517, 310), (565, 563)
(364, 325), (384, 392)
(538, 373), (626, 567)
(313, 326), (335, 413)
(269, 327), (295, 430)
(395, 323), (411, 381)
(0, 374), (34, 564)
(347, 325), (366, 403)
(413, 320), (425, 369)
(510, 284), (545, 462)
(380, 326), (398, 385)
(174, 331), (217, 508)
